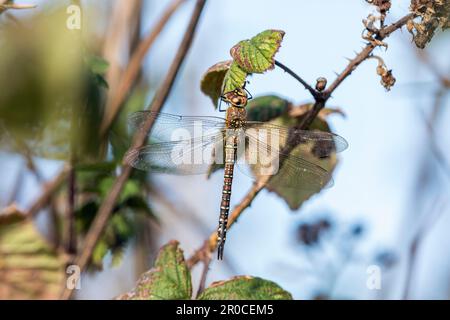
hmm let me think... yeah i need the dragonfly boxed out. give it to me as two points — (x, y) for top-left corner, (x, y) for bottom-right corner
(125, 85), (348, 259)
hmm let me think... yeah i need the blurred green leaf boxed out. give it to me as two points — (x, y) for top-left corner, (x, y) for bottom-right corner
(75, 173), (154, 270)
(246, 95), (292, 122)
(86, 54), (109, 75)
(0, 212), (64, 299)
(0, 9), (107, 163)
(198, 276), (292, 300)
(124, 196), (155, 218)
(230, 29), (285, 73)
(110, 85), (150, 160)
(75, 161), (117, 172)
(118, 240), (192, 300)
(99, 178), (140, 203)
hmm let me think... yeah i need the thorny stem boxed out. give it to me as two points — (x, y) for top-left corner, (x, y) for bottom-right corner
(187, 12), (415, 269)
(60, 0), (207, 300)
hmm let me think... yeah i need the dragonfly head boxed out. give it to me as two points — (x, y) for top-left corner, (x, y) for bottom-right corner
(221, 87), (249, 108)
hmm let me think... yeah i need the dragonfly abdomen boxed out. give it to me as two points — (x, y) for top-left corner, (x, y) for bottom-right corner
(217, 135), (237, 260)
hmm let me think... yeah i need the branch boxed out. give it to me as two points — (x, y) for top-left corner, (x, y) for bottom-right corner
(324, 13), (415, 97)
(99, 0), (187, 136)
(274, 60), (319, 99)
(64, 166), (77, 260)
(60, 0), (207, 300)
(195, 240), (212, 298)
(186, 12), (415, 269)
(0, 3), (36, 12)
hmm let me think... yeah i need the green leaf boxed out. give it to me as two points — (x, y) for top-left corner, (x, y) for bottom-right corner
(222, 61), (248, 96)
(124, 196), (155, 218)
(99, 177), (140, 203)
(230, 29), (285, 73)
(91, 239), (109, 269)
(246, 95), (292, 122)
(117, 240), (192, 300)
(0, 211), (65, 299)
(86, 54), (109, 75)
(198, 276), (292, 300)
(200, 60), (233, 106)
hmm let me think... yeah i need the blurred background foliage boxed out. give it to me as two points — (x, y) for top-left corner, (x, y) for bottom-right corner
(0, 0), (449, 299)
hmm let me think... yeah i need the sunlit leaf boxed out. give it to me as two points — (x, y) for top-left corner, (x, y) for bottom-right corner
(117, 240), (192, 300)
(230, 29), (285, 73)
(222, 62), (248, 95)
(0, 212), (65, 299)
(198, 276), (292, 300)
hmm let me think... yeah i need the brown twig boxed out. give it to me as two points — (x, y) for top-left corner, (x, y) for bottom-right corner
(187, 12), (415, 268)
(60, 0), (207, 300)
(99, 0), (187, 136)
(195, 241), (212, 298)
(0, 2), (36, 13)
(64, 166), (77, 260)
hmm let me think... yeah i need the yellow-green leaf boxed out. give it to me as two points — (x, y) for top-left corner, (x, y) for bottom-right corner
(0, 211), (65, 299)
(230, 29), (285, 73)
(117, 240), (192, 300)
(222, 61), (248, 95)
(198, 276), (292, 300)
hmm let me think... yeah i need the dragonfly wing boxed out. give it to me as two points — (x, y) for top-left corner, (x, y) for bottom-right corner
(128, 111), (226, 142)
(125, 131), (227, 175)
(235, 130), (333, 190)
(245, 121), (348, 156)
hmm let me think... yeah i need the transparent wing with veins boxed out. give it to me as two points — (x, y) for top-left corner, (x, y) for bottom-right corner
(125, 111), (347, 188)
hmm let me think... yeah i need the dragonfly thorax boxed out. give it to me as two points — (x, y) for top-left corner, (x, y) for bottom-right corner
(222, 87), (248, 107)
(226, 106), (247, 129)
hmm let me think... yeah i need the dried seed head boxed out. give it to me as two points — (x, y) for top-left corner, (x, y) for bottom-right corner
(315, 77), (327, 92)
(381, 69), (396, 91)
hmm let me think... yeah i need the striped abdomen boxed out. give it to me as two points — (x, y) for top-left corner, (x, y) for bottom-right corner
(217, 134), (237, 260)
